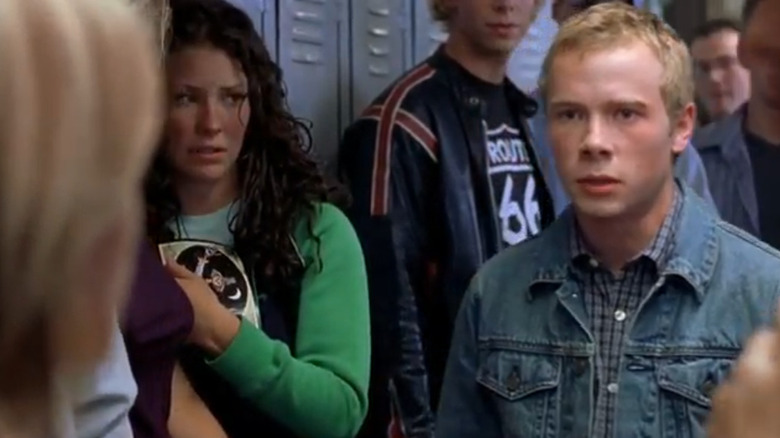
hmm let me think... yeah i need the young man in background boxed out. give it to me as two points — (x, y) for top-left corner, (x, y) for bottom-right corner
(690, 18), (750, 124)
(695, 0), (780, 248)
(340, 1), (555, 436)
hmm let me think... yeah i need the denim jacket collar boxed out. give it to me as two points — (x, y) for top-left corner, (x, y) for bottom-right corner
(528, 181), (718, 302)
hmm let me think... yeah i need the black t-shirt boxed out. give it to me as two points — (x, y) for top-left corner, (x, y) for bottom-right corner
(458, 67), (542, 246)
(745, 130), (780, 249)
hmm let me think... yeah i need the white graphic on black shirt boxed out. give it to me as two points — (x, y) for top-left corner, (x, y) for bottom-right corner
(159, 240), (259, 327)
(486, 123), (541, 245)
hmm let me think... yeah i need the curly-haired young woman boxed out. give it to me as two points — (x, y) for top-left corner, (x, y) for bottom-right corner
(144, 1), (370, 437)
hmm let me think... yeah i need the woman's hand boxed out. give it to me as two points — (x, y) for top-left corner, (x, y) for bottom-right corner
(165, 260), (241, 357)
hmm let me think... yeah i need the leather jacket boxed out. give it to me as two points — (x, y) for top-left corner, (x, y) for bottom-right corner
(338, 48), (556, 438)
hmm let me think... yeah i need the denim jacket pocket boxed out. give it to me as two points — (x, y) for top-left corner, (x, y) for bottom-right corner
(477, 349), (562, 438)
(657, 357), (735, 438)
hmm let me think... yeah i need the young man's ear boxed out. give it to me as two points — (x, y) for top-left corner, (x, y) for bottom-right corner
(671, 102), (696, 156)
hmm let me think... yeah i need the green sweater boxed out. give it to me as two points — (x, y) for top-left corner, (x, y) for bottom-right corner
(175, 203), (370, 438)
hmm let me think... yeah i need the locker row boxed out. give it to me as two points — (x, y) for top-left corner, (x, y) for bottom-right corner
(226, 0), (559, 175)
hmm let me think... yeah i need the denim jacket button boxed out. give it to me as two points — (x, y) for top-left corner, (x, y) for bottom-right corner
(506, 367), (521, 393)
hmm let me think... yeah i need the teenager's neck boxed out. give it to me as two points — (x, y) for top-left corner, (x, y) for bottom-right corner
(575, 182), (676, 273)
(746, 98), (780, 144)
(175, 172), (239, 216)
(443, 34), (509, 85)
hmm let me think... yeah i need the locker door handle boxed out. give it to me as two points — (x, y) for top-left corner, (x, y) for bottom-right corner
(369, 7), (390, 17)
(370, 27), (390, 37)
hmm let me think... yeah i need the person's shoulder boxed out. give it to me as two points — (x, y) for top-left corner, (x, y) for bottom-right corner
(693, 110), (743, 150)
(291, 203), (363, 275)
(360, 61), (445, 118)
(473, 222), (567, 299)
(311, 202), (349, 230)
(294, 203), (357, 246)
(700, 219), (780, 328)
(692, 119), (721, 147)
(714, 219), (780, 274)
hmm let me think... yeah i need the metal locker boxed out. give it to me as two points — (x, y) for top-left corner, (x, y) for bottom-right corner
(276, 0), (349, 176)
(350, 0), (413, 117)
(412, 0), (447, 64)
(224, 0), (277, 60)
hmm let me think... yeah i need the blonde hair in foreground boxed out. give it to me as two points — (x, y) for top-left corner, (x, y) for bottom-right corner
(538, 2), (694, 118)
(128, 0), (171, 56)
(0, 0), (161, 435)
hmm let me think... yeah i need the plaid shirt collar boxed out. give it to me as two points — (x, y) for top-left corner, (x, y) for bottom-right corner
(570, 186), (682, 272)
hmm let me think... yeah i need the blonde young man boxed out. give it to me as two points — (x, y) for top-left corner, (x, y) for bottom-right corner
(339, 0), (556, 436)
(530, 0), (714, 215)
(436, 3), (780, 437)
(0, 0), (161, 437)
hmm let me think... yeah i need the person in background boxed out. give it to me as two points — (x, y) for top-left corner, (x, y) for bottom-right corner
(144, 0), (370, 437)
(695, 0), (780, 248)
(690, 18), (750, 125)
(534, 0), (714, 215)
(339, 1), (555, 436)
(706, 2), (780, 435)
(437, 3), (780, 437)
(0, 0), (162, 436)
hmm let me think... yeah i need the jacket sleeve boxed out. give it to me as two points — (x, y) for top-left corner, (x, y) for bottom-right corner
(435, 278), (501, 438)
(205, 205), (369, 438)
(339, 110), (438, 438)
(675, 143), (715, 209)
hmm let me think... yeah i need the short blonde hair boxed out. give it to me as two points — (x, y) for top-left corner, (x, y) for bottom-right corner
(0, 0), (161, 433)
(539, 2), (694, 118)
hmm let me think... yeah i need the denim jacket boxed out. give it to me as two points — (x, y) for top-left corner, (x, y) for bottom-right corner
(436, 182), (780, 438)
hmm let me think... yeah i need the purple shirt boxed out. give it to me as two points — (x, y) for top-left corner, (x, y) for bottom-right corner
(122, 243), (193, 438)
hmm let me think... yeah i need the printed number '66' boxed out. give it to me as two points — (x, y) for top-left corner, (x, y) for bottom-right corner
(499, 175), (540, 245)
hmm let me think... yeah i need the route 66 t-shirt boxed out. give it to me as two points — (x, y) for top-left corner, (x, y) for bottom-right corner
(463, 71), (542, 246)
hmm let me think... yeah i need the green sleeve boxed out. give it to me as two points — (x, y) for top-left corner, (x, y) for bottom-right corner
(206, 203), (370, 438)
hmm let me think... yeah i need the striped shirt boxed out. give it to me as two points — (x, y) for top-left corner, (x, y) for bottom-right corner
(569, 188), (682, 438)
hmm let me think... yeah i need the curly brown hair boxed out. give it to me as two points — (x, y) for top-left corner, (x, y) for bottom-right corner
(145, 0), (342, 294)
